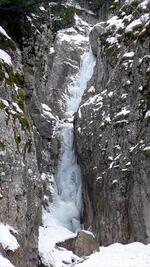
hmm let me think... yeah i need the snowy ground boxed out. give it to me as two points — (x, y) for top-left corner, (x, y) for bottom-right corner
(0, 255), (15, 267)
(76, 242), (150, 267)
(0, 223), (19, 267)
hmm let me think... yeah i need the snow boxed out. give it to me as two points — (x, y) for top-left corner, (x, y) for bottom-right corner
(65, 1), (95, 15)
(49, 47), (55, 54)
(143, 146), (150, 152)
(78, 108), (82, 118)
(107, 16), (124, 31)
(129, 144), (139, 152)
(0, 26), (11, 39)
(105, 116), (111, 123)
(74, 14), (90, 33)
(39, 221), (77, 266)
(0, 99), (9, 107)
(88, 86), (95, 93)
(80, 94), (103, 109)
(26, 16), (32, 22)
(139, 55), (150, 64)
(108, 91), (113, 97)
(0, 223), (19, 251)
(39, 212), (79, 266)
(125, 19), (142, 32)
(115, 108), (130, 118)
(77, 127), (81, 133)
(114, 119), (128, 125)
(41, 103), (57, 120)
(0, 49), (12, 65)
(96, 177), (103, 182)
(125, 0), (135, 3)
(0, 255), (15, 267)
(125, 14), (149, 33)
(57, 29), (88, 46)
(39, 6), (45, 11)
(138, 0), (149, 9)
(76, 242), (150, 267)
(12, 102), (23, 114)
(106, 35), (118, 44)
(122, 168), (128, 172)
(144, 110), (150, 119)
(126, 80), (131, 85)
(81, 230), (95, 238)
(122, 52), (134, 58)
(74, 14), (89, 28)
(41, 103), (51, 111)
(109, 162), (114, 169)
(101, 89), (107, 95)
(112, 179), (118, 184)
(123, 14), (133, 23)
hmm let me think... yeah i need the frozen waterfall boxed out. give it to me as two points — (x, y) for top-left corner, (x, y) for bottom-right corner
(53, 49), (96, 232)
(67, 49), (96, 115)
(53, 122), (82, 232)
(39, 47), (96, 267)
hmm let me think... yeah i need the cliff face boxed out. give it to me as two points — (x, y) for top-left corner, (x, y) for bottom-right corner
(0, 19), (42, 267)
(75, 0), (150, 245)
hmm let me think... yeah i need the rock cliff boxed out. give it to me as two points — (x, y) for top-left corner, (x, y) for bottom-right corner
(75, 0), (150, 245)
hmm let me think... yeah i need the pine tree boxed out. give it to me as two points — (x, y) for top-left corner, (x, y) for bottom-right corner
(0, 0), (45, 13)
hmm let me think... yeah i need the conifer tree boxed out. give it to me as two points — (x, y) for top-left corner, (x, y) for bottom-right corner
(0, 0), (46, 13)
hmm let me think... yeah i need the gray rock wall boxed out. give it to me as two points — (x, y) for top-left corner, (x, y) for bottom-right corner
(75, 0), (150, 245)
(0, 30), (42, 266)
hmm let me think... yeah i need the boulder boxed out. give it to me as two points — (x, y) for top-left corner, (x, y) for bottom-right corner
(56, 230), (99, 257)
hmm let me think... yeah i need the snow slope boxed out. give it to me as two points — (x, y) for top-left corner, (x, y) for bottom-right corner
(0, 255), (15, 267)
(76, 242), (150, 267)
(0, 223), (19, 252)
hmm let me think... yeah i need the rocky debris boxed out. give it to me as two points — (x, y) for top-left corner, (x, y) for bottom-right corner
(75, 0), (150, 245)
(56, 230), (99, 257)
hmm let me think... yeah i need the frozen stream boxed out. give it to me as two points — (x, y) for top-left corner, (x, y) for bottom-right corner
(53, 122), (82, 232)
(53, 49), (96, 232)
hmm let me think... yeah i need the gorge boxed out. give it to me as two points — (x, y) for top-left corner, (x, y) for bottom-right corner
(0, 0), (150, 266)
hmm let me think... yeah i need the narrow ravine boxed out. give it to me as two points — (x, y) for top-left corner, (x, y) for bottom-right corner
(39, 48), (96, 266)
(53, 49), (96, 232)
